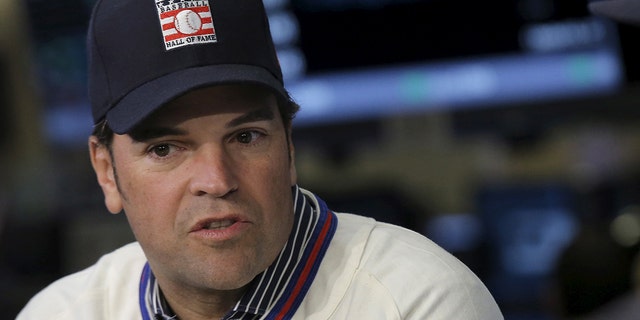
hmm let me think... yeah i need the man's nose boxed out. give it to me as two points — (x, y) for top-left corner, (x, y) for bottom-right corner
(188, 145), (238, 198)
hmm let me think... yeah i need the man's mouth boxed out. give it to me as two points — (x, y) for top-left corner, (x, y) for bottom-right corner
(203, 220), (235, 230)
(189, 217), (251, 241)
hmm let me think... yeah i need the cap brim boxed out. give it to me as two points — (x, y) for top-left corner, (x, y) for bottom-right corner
(589, 0), (640, 25)
(105, 64), (287, 134)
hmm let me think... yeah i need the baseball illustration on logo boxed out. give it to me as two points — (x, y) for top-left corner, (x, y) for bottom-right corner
(156, 0), (217, 50)
(175, 10), (202, 34)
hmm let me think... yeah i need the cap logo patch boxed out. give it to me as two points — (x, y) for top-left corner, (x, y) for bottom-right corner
(155, 0), (217, 50)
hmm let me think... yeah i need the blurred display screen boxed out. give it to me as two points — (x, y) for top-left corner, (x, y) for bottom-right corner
(25, 0), (625, 144)
(275, 0), (624, 126)
(477, 183), (579, 316)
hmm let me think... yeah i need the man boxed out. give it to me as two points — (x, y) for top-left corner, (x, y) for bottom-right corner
(18, 0), (503, 319)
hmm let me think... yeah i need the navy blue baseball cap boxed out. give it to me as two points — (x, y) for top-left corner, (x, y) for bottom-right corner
(88, 0), (286, 134)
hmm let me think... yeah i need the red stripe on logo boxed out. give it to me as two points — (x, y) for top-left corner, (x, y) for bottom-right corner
(160, 6), (211, 19)
(163, 16), (212, 30)
(162, 23), (174, 31)
(163, 27), (215, 42)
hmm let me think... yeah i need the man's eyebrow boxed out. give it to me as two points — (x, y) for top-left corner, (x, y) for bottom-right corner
(128, 126), (187, 143)
(128, 106), (275, 142)
(226, 106), (275, 128)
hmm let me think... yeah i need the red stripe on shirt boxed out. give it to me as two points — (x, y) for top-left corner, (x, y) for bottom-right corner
(273, 212), (334, 319)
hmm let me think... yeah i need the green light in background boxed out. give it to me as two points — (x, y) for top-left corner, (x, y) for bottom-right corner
(568, 54), (596, 86)
(400, 72), (431, 104)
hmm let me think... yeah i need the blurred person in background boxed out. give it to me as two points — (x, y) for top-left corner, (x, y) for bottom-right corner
(589, 0), (640, 25)
(548, 3), (640, 320)
(549, 224), (638, 319)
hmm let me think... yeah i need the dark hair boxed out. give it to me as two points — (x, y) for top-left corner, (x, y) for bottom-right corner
(92, 91), (300, 148)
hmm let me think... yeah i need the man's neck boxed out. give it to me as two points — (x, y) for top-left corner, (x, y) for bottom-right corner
(159, 280), (247, 320)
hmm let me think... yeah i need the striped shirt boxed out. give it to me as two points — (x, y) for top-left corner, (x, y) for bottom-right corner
(139, 185), (337, 319)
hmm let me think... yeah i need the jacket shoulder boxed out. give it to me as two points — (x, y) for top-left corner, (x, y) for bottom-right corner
(16, 242), (146, 319)
(318, 213), (503, 319)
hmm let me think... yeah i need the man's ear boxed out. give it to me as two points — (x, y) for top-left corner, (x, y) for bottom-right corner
(88, 136), (123, 214)
(287, 125), (297, 186)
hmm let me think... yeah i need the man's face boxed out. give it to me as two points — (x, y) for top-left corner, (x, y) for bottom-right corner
(90, 85), (297, 294)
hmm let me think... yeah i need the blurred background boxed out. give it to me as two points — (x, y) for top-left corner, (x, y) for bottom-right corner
(2, 0), (640, 319)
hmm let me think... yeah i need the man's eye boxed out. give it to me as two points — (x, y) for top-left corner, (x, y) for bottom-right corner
(150, 144), (172, 157)
(236, 131), (261, 144)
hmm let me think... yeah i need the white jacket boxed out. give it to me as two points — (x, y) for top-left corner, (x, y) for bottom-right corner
(18, 212), (503, 319)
